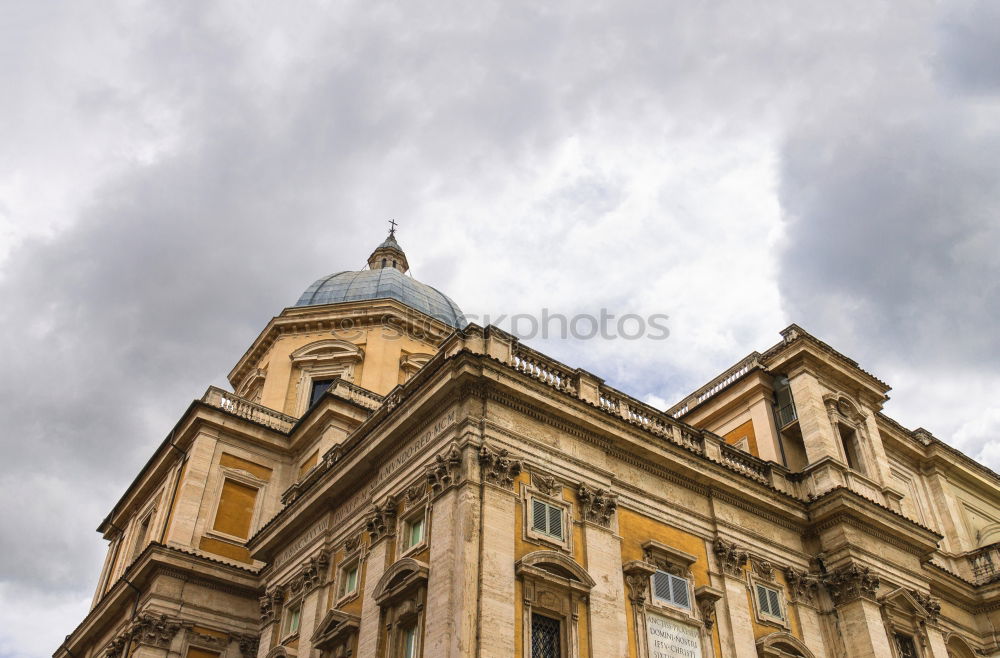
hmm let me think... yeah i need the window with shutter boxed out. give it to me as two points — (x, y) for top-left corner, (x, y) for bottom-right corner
(651, 571), (691, 610)
(530, 499), (564, 540)
(756, 584), (784, 621)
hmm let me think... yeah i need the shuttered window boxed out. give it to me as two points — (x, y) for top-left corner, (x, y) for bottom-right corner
(530, 499), (564, 540)
(756, 584), (784, 620)
(651, 570), (690, 609)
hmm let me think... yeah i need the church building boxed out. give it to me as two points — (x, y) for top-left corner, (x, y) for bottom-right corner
(55, 232), (1000, 658)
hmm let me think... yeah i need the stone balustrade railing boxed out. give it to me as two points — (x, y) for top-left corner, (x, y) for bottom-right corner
(668, 352), (762, 418)
(202, 386), (298, 433)
(510, 346), (577, 393)
(969, 543), (1000, 584)
(331, 379), (383, 411)
(720, 442), (772, 482)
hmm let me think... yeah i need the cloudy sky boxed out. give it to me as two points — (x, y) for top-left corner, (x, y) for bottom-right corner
(1, 1), (999, 656)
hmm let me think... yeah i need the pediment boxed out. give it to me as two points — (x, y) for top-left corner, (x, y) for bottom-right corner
(290, 339), (364, 364)
(311, 609), (360, 649)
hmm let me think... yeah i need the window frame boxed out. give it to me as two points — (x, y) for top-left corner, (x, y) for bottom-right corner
(753, 582), (787, 624)
(399, 507), (429, 557)
(205, 466), (267, 545)
(650, 569), (692, 611)
(281, 599), (302, 640)
(337, 558), (361, 603)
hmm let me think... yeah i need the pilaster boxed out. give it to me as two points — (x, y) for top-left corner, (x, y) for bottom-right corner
(580, 520), (628, 656)
(787, 371), (840, 465)
(712, 539), (756, 658)
(478, 482), (517, 657)
(356, 538), (388, 658)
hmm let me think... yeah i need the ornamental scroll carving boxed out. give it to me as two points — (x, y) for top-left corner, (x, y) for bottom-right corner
(622, 560), (657, 609)
(910, 590), (942, 622)
(259, 588), (285, 625)
(695, 586), (724, 631)
(823, 564), (880, 605)
(426, 443), (463, 494)
(297, 550), (330, 592)
(531, 472), (558, 496)
(576, 483), (618, 527)
(478, 444), (523, 489)
(713, 538), (749, 578)
(366, 497), (398, 543)
(106, 613), (186, 658)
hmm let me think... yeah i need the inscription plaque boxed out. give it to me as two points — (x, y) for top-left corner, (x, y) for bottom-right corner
(645, 612), (701, 658)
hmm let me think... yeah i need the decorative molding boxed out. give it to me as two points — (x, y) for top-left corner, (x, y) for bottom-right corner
(426, 443), (463, 494)
(784, 566), (820, 605)
(530, 471), (558, 496)
(297, 549), (330, 592)
(576, 483), (618, 527)
(713, 538), (749, 578)
(823, 564), (880, 605)
(478, 444), (523, 490)
(259, 587), (284, 625)
(695, 585), (724, 631)
(365, 496), (398, 543)
(623, 560), (657, 608)
(910, 589), (942, 622)
(641, 540), (697, 577)
(752, 557), (776, 582)
(236, 634), (259, 658)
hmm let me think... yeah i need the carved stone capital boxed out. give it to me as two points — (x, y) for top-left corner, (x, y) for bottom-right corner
(531, 471), (558, 496)
(695, 586), (724, 631)
(426, 443), (463, 494)
(823, 564), (880, 606)
(910, 589), (941, 622)
(713, 538), (749, 578)
(299, 550), (330, 591)
(366, 497), (398, 543)
(478, 444), (523, 490)
(129, 614), (184, 650)
(236, 634), (259, 658)
(784, 566), (820, 605)
(577, 483), (618, 527)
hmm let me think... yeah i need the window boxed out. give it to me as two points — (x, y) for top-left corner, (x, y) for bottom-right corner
(131, 513), (152, 561)
(282, 601), (301, 638)
(401, 625), (417, 658)
(404, 515), (425, 551)
(310, 378), (335, 407)
(339, 562), (359, 599)
(651, 570), (690, 609)
(531, 613), (560, 658)
(894, 634), (918, 658)
(755, 583), (784, 621)
(212, 478), (258, 539)
(531, 499), (564, 540)
(838, 423), (866, 474)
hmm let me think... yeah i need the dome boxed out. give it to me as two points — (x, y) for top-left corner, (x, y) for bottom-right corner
(294, 248), (465, 329)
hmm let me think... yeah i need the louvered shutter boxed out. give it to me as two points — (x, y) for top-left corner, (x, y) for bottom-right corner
(670, 574), (690, 609)
(532, 500), (547, 533)
(547, 504), (563, 539)
(652, 571), (672, 602)
(756, 585), (772, 615)
(767, 588), (782, 618)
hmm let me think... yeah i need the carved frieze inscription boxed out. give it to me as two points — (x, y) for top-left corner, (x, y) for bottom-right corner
(645, 613), (701, 658)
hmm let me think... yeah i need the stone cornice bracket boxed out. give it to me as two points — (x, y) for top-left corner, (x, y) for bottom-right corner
(695, 586), (724, 631)
(478, 444), (523, 490)
(622, 560), (658, 609)
(784, 566), (820, 605)
(366, 496), (398, 543)
(105, 635), (128, 658)
(577, 483), (618, 527)
(823, 564), (880, 606)
(426, 443), (463, 495)
(713, 538), (749, 578)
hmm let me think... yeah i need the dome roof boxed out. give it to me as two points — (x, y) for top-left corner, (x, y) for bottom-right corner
(294, 267), (466, 328)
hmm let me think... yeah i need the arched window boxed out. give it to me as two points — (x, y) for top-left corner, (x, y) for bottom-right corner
(374, 558), (429, 658)
(516, 551), (595, 658)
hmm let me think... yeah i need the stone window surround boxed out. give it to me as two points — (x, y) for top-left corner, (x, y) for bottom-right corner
(373, 558), (428, 658)
(751, 578), (789, 629)
(203, 466), (269, 546)
(279, 597), (302, 644)
(521, 480), (574, 553)
(880, 588), (937, 658)
(311, 609), (361, 658)
(334, 550), (363, 606)
(127, 496), (160, 564)
(516, 551), (595, 658)
(290, 339), (364, 416)
(397, 504), (429, 559)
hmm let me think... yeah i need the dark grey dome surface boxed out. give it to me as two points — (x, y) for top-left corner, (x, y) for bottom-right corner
(294, 268), (466, 328)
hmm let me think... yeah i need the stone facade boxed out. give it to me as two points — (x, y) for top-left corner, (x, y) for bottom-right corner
(57, 237), (1000, 658)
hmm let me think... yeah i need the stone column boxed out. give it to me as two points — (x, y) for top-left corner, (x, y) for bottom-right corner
(424, 482), (481, 658)
(478, 484), (517, 657)
(825, 565), (892, 658)
(356, 538), (389, 658)
(748, 394), (780, 463)
(787, 371), (840, 465)
(580, 521), (628, 657)
(712, 540), (756, 658)
(294, 587), (322, 658)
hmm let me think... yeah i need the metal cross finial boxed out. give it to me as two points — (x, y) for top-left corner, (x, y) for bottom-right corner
(388, 218), (398, 237)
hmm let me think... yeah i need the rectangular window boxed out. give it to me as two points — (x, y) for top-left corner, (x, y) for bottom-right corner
(212, 478), (258, 539)
(131, 514), (151, 561)
(756, 583), (785, 621)
(531, 499), (564, 540)
(402, 625), (417, 658)
(406, 516), (425, 549)
(894, 634), (918, 658)
(531, 613), (560, 658)
(282, 602), (301, 638)
(310, 379), (335, 407)
(339, 562), (359, 598)
(651, 570), (690, 609)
